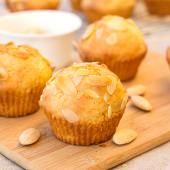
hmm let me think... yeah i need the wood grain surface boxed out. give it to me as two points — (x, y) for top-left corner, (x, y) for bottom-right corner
(0, 52), (170, 170)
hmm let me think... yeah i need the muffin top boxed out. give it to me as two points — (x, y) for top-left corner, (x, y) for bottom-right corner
(167, 46), (170, 66)
(40, 62), (128, 124)
(78, 15), (147, 62)
(0, 42), (53, 95)
(81, 0), (135, 13)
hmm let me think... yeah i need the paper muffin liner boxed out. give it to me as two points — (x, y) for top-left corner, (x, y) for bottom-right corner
(43, 109), (125, 146)
(0, 87), (43, 117)
(144, 0), (170, 15)
(80, 52), (146, 81)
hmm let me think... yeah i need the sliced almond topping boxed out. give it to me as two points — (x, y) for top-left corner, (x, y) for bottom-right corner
(113, 16), (124, 23)
(106, 33), (118, 45)
(131, 96), (152, 111)
(96, 28), (103, 40)
(57, 76), (77, 95)
(87, 76), (112, 86)
(104, 93), (110, 102)
(82, 24), (95, 40)
(113, 129), (137, 145)
(107, 21), (126, 31)
(108, 106), (112, 119)
(120, 93), (128, 110)
(62, 109), (79, 123)
(84, 90), (100, 98)
(76, 69), (90, 76)
(9, 48), (30, 59)
(107, 75), (117, 95)
(127, 85), (146, 97)
(73, 74), (83, 86)
(126, 19), (135, 25)
(73, 62), (99, 67)
(77, 92), (84, 99)
(47, 82), (57, 95)
(0, 66), (8, 80)
(98, 69), (117, 78)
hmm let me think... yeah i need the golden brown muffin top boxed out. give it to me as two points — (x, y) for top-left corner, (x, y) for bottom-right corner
(0, 42), (52, 95)
(78, 15), (147, 62)
(81, 0), (135, 14)
(40, 63), (128, 124)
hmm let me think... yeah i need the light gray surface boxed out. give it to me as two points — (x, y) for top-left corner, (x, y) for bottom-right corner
(0, 0), (170, 170)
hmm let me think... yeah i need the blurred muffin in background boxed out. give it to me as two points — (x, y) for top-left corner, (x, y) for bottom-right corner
(144, 0), (170, 15)
(69, 0), (82, 10)
(6, 0), (60, 12)
(81, 0), (136, 22)
(77, 15), (147, 81)
(167, 46), (170, 66)
(0, 42), (53, 117)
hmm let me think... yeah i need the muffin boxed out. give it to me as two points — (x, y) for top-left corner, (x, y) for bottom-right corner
(78, 15), (147, 81)
(39, 62), (128, 146)
(6, 0), (60, 12)
(144, 0), (170, 15)
(70, 0), (81, 10)
(0, 42), (52, 117)
(167, 46), (170, 66)
(81, 0), (136, 22)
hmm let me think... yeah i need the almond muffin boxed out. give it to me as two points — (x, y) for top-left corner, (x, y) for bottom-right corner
(78, 15), (147, 81)
(39, 62), (128, 146)
(69, 0), (82, 10)
(6, 0), (60, 12)
(144, 0), (170, 15)
(0, 42), (52, 117)
(81, 0), (135, 22)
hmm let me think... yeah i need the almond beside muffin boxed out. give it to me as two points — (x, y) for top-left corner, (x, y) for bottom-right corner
(0, 42), (52, 117)
(39, 62), (128, 146)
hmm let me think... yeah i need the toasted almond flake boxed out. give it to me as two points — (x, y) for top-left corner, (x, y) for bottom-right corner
(126, 19), (135, 25)
(19, 128), (41, 145)
(0, 66), (8, 80)
(107, 75), (117, 95)
(40, 94), (43, 101)
(96, 28), (103, 40)
(104, 93), (110, 102)
(127, 85), (146, 97)
(82, 24), (95, 40)
(47, 82), (57, 95)
(131, 96), (152, 111)
(108, 106), (112, 119)
(98, 69), (117, 78)
(9, 48), (30, 59)
(62, 109), (79, 123)
(73, 74), (83, 86)
(57, 76), (77, 95)
(120, 93), (128, 110)
(106, 33), (118, 45)
(102, 15), (113, 21)
(76, 69), (90, 76)
(84, 90), (100, 98)
(113, 16), (124, 23)
(73, 62), (99, 67)
(107, 22), (126, 31)
(113, 129), (137, 145)
(77, 92), (84, 99)
(87, 76), (112, 86)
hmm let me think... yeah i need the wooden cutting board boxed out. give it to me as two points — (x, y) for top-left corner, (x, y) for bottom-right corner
(0, 52), (170, 170)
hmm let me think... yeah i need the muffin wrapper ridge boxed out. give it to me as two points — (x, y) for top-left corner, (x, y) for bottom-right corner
(0, 87), (42, 117)
(44, 109), (125, 146)
(80, 53), (146, 81)
(144, 0), (170, 15)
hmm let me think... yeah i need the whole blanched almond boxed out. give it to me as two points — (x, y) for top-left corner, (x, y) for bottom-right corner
(62, 109), (79, 123)
(87, 76), (112, 86)
(131, 95), (152, 111)
(127, 85), (146, 97)
(19, 128), (41, 145)
(113, 129), (137, 145)
(0, 66), (8, 80)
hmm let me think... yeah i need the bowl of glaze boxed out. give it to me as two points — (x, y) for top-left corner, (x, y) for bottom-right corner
(0, 10), (82, 69)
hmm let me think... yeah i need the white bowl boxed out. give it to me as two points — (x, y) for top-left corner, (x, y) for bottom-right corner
(0, 10), (82, 69)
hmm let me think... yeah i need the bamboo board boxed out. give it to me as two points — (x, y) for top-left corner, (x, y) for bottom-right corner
(0, 52), (170, 170)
